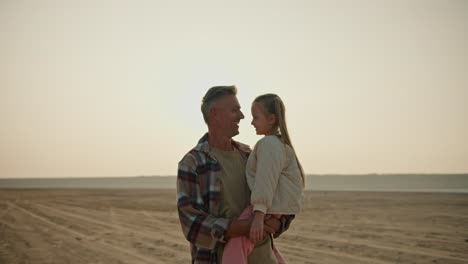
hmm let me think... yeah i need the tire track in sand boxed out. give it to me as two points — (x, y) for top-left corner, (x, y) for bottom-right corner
(7, 202), (167, 264)
(284, 233), (468, 263)
(32, 202), (187, 253)
(279, 243), (394, 264)
(0, 201), (13, 220)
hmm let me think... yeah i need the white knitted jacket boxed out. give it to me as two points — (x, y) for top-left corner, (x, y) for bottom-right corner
(246, 135), (304, 215)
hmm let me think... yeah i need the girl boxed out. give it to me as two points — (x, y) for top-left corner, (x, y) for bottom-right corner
(222, 93), (305, 264)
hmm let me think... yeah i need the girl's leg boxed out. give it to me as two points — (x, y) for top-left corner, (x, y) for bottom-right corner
(273, 245), (287, 264)
(222, 205), (255, 264)
(267, 214), (287, 264)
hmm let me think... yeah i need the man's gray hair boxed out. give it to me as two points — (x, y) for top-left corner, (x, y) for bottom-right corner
(201, 85), (237, 124)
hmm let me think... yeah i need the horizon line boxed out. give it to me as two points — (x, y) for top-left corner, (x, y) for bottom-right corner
(1, 173), (468, 180)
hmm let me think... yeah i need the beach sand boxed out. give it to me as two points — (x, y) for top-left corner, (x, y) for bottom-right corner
(0, 189), (467, 264)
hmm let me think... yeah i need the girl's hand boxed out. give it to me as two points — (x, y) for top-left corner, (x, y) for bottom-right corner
(250, 211), (265, 244)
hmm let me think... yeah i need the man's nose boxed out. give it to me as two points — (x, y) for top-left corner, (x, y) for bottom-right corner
(240, 111), (245, 119)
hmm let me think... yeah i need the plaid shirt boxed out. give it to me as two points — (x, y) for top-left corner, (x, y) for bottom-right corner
(177, 133), (294, 264)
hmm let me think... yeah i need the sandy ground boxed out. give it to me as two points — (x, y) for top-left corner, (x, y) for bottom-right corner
(0, 189), (467, 264)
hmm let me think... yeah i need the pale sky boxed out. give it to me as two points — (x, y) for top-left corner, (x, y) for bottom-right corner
(1, 0), (467, 178)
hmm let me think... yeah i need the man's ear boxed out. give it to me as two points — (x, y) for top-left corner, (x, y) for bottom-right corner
(209, 106), (218, 122)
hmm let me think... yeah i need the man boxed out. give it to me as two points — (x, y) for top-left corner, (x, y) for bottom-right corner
(177, 86), (293, 263)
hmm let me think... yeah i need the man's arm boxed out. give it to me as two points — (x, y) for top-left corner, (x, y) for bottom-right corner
(264, 214), (295, 238)
(224, 218), (251, 239)
(177, 156), (231, 250)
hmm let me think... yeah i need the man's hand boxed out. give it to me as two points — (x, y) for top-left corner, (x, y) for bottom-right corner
(225, 218), (251, 240)
(263, 214), (282, 234)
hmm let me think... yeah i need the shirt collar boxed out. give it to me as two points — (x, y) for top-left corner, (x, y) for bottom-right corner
(195, 133), (251, 155)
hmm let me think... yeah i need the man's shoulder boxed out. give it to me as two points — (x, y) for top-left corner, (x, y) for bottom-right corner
(179, 147), (207, 166)
(179, 134), (210, 162)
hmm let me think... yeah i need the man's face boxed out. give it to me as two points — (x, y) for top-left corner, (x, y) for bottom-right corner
(211, 95), (244, 137)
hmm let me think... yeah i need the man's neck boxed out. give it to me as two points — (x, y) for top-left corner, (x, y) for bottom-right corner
(207, 130), (234, 151)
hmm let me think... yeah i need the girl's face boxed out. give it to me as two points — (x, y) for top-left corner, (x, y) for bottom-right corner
(251, 102), (276, 135)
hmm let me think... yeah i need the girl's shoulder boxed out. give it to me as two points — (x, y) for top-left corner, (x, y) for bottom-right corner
(255, 135), (284, 150)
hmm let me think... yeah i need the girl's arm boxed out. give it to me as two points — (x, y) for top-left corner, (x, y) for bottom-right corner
(249, 211), (265, 243)
(250, 137), (285, 214)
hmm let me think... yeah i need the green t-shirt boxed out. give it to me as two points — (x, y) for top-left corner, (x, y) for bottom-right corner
(210, 147), (278, 264)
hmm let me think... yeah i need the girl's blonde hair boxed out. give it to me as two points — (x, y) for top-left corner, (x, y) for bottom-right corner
(254, 94), (305, 187)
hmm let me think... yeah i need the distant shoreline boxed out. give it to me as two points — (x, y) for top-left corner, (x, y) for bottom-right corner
(1, 173), (467, 180)
(1, 174), (467, 193)
(1, 188), (467, 194)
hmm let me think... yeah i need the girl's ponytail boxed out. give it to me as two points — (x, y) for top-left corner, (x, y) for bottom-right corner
(254, 94), (305, 187)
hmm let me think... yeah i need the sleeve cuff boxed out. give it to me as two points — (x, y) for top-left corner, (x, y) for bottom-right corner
(253, 203), (268, 214)
(211, 218), (231, 243)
